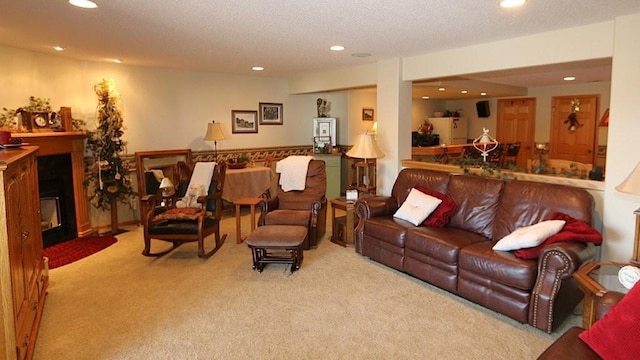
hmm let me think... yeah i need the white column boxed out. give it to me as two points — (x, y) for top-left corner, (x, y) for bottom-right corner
(375, 58), (412, 196)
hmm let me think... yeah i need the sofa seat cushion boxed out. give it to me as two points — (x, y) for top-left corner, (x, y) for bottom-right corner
(265, 209), (311, 227)
(405, 227), (488, 264)
(363, 216), (414, 248)
(459, 241), (538, 291)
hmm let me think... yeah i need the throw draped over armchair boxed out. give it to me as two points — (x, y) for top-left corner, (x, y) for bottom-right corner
(141, 161), (227, 258)
(258, 159), (327, 249)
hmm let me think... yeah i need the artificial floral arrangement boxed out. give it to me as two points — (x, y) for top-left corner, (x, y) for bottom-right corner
(0, 96), (86, 131)
(414, 119), (438, 146)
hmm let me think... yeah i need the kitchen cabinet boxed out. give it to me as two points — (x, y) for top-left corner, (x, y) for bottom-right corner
(1, 146), (48, 360)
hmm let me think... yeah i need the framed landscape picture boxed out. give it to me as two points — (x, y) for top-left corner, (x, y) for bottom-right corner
(259, 102), (283, 125)
(362, 108), (374, 121)
(231, 110), (258, 133)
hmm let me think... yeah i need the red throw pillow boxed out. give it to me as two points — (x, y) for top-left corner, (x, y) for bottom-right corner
(513, 212), (602, 259)
(414, 185), (457, 227)
(578, 281), (640, 360)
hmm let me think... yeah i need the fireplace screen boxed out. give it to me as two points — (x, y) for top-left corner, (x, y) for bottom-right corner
(40, 197), (61, 231)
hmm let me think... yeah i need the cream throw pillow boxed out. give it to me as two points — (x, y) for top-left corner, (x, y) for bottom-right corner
(493, 220), (566, 251)
(393, 188), (443, 226)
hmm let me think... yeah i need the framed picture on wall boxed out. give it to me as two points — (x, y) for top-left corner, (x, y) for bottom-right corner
(231, 110), (258, 133)
(259, 102), (283, 125)
(362, 108), (374, 121)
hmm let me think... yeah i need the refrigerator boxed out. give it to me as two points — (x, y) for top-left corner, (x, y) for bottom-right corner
(428, 117), (468, 145)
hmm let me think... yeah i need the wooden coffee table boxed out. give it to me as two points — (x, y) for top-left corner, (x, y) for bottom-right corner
(574, 261), (630, 329)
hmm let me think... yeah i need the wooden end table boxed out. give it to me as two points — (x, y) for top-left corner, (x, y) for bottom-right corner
(330, 197), (357, 247)
(234, 197), (262, 244)
(574, 261), (630, 329)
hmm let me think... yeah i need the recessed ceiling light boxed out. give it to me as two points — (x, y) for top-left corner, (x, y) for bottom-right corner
(69, 0), (97, 9)
(53, 46), (64, 51)
(564, 76), (576, 81)
(351, 52), (371, 58)
(330, 45), (345, 51)
(113, 59), (122, 64)
(481, 92), (487, 96)
(422, 96), (430, 100)
(252, 66), (264, 71)
(461, 90), (468, 94)
(438, 88), (445, 92)
(500, 0), (525, 8)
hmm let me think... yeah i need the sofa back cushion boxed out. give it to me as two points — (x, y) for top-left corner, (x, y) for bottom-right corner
(447, 174), (504, 239)
(492, 180), (594, 241)
(391, 168), (450, 206)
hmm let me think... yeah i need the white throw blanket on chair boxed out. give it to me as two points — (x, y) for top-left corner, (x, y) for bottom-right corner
(276, 156), (313, 192)
(176, 162), (216, 208)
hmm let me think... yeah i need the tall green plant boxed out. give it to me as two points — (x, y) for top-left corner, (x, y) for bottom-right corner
(84, 79), (136, 210)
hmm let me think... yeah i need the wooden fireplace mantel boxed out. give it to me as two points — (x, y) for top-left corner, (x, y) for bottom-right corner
(16, 131), (93, 237)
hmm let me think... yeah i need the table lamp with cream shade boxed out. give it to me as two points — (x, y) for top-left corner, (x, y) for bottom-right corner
(346, 133), (385, 194)
(615, 161), (640, 266)
(203, 120), (226, 160)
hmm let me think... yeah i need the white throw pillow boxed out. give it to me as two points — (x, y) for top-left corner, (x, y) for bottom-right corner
(492, 220), (566, 251)
(393, 188), (443, 226)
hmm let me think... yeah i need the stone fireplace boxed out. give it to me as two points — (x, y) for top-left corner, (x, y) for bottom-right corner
(19, 132), (93, 244)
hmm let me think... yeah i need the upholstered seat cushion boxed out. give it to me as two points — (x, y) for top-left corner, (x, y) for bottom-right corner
(405, 227), (487, 264)
(363, 216), (414, 248)
(246, 225), (308, 247)
(458, 241), (538, 290)
(264, 209), (311, 227)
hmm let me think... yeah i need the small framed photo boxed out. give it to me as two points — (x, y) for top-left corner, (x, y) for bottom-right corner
(231, 110), (258, 133)
(362, 108), (374, 121)
(259, 102), (283, 125)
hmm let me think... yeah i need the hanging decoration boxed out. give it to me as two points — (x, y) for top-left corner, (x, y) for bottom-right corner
(84, 78), (136, 211)
(564, 98), (583, 131)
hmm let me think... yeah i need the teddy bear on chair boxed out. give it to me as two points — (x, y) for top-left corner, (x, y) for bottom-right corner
(176, 184), (207, 208)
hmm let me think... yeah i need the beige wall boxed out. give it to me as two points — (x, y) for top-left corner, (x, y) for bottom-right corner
(3, 12), (640, 260)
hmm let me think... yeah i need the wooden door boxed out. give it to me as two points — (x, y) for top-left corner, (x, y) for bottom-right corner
(549, 95), (598, 164)
(497, 98), (536, 168)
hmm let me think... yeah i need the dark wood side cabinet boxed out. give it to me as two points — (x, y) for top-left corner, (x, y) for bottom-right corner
(0, 146), (48, 360)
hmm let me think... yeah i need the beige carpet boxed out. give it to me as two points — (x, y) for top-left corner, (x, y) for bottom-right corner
(33, 209), (579, 359)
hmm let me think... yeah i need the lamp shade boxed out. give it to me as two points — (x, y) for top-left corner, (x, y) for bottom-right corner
(203, 121), (226, 141)
(616, 161), (640, 195)
(159, 177), (174, 189)
(346, 133), (385, 160)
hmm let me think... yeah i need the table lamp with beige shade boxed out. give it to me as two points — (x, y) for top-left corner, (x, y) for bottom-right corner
(203, 120), (226, 160)
(615, 161), (640, 266)
(346, 133), (384, 194)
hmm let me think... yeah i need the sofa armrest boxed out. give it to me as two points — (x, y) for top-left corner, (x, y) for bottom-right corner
(529, 242), (597, 333)
(354, 196), (398, 254)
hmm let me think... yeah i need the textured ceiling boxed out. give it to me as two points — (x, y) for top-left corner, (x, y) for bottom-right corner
(1, 1), (639, 98)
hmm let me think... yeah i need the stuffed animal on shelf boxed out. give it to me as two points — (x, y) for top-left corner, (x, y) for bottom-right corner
(176, 184), (206, 208)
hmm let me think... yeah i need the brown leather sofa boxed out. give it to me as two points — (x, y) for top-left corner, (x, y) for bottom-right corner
(537, 291), (624, 359)
(259, 159), (327, 249)
(355, 168), (597, 333)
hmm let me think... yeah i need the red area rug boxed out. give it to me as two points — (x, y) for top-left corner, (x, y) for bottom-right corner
(43, 236), (117, 269)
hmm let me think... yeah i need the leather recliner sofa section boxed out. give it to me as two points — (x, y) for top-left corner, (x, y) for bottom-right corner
(355, 168), (597, 333)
